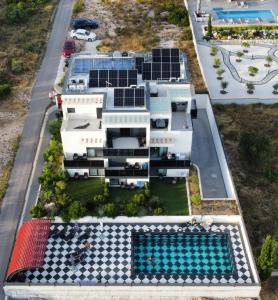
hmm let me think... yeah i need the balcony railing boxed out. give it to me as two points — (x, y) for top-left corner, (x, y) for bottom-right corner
(105, 169), (148, 177)
(103, 148), (149, 157)
(64, 159), (104, 168)
(150, 159), (190, 168)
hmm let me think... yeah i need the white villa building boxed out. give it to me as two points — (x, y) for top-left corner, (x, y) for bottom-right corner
(61, 49), (196, 187)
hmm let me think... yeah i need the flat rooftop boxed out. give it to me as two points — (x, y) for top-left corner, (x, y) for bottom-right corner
(9, 221), (255, 285)
(62, 116), (102, 132)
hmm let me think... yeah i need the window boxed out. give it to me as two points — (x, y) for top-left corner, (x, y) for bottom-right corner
(67, 108), (75, 113)
(87, 148), (103, 157)
(89, 168), (105, 176)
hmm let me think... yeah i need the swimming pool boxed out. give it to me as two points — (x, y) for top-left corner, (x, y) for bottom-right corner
(216, 9), (275, 21)
(132, 233), (235, 275)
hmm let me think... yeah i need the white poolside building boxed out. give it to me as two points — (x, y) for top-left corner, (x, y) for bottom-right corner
(60, 49), (196, 187)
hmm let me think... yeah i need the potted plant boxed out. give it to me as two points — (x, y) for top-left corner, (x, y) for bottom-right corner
(213, 57), (221, 68)
(248, 66), (259, 77)
(236, 51), (244, 62)
(265, 55), (273, 67)
(272, 83), (278, 94)
(216, 68), (225, 80)
(246, 82), (255, 94)
(220, 81), (228, 94)
(210, 46), (218, 56)
(241, 41), (250, 53)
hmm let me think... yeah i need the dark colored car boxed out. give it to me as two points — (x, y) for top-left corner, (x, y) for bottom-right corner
(72, 18), (99, 30)
(62, 39), (76, 57)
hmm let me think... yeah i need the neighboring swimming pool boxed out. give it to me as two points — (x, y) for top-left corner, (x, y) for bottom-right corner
(216, 9), (275, 21)
(132, 233), (235, 275)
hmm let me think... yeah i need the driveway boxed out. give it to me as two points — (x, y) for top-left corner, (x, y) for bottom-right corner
(0, 0), (73, 298)
(191, 110), (227, 198)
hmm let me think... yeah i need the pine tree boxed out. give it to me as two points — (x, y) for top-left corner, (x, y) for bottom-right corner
(257, 235), (277, 281)
(207, 14), (212, 39)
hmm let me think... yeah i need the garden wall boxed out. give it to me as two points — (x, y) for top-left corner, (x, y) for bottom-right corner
(195, 94), (237, 200)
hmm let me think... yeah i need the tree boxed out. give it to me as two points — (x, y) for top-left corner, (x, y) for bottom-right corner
(216, 68), (225, 80)
(30, 203), (47, 218)
(239, 131), (274, 170)
(272, 83), (278, 94)
(248, 66), (259, 76)
(265, 55), (273, 67)
(257, 235), (277, 281)
(241, 41), (250, 53)
(206, 14), (213, 40)
(213, 58), (221, 68)
(220, 81), (228, 94)
(210, 46), (218, 56)
(236, 51), (244, 62)
(103, 202), (117, 218)
(246, 82), (255, 94)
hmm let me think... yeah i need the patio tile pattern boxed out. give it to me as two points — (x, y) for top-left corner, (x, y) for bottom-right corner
(25, 223), (254, 285)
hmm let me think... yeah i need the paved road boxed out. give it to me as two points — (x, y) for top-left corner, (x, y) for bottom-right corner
(191, 110), (227, 198)
(0, 0), (73, 298)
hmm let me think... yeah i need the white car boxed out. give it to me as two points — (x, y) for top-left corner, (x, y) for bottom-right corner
(70, 29), (96, 42)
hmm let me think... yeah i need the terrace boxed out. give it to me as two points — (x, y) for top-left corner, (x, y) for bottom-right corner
(7, 219), (255, 286)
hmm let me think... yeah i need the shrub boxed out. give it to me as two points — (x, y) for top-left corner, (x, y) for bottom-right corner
(265, 55), (273, 67)
(30, 203), (47, 218)
(220, 81), (228, 94)
(73, 0), (84, 14)
(153, 207), (164, 215)
(216, 68), (225, 80)
(248, 66), (259, 76)
(132, 192), (145, 206)
(239, 131), (273, 170)
(125, 202), (139, 217)
(168, 6), (189, 27)
(257, 235), (277, 281)
(49, 118), (62, 141)
(272, 83), (278, 94)
(103, 183), (110, 199)
(93, 194), (106, 205)
(11, 58), (25, 74)
(0, 83), (11, 99)
(103, 202), (117, 218)
(143, 182), (151, 198)
(246, 83), (255, 94)
(149, 196), (162, 209)
(236, 51), (243, 62)
(210, 46), (218, 56)
(241, 41), (250, 52)
(68, 201), (87, 220)
(213, 58), (221, 68)
(206, 14), (213, 40)
(191, 194), (201, 205)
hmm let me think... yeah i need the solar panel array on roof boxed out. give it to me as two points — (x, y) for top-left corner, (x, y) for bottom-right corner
(152, 48), (180, 63)
(135, 57), (145, 74)
(73, 57), (135, 74)
(142, 63), (180, 80)
(114, 87), (145, 107)
(89, 69), (137, 88)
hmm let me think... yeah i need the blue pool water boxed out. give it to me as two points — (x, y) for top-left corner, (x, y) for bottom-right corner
(216, 9), (275, 20)
(132, 233), (235, 275)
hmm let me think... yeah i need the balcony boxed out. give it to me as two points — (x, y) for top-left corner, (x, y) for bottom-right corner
(103, 148), (149, 157)
(150, 159), (190, 168)
(64, 159), (104, 168)
(105, 169), (148, 177)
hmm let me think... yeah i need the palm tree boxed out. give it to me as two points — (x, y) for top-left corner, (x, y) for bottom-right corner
(216, 68), (225, 80)
(272, 83), (278, 94)
(248, 66), (259, 76)
(265, 55), (273, 67)
(246, 82), (255, 94)
(241, 41), (250, 53)
(220, 81), (228, 94)
(213, 58), (221, 68)
(236, 51), (244, 62)
(210, 46), (218, 56)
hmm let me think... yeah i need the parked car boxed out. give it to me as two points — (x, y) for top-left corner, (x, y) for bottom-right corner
(62, 39), (76, 57)
(70, 29), (96, 42)
(72, 18), (98, 30)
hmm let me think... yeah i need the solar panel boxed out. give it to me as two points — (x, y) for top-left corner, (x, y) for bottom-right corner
(142, 62), (180, 80)
(113, 87), (145, 107)
(88, 69), (137, 87)
(142, 63), (152, 80)
(171, 63), (180, 78)
(135, 57), (144, 74)
(151, 48), (180, 63)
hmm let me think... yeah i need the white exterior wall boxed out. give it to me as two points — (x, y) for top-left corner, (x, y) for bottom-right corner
(61, 130), (104, 160)
(166, 169), (189, 177)
(66, 168), (89, 177)
(4, 284), (261, 300)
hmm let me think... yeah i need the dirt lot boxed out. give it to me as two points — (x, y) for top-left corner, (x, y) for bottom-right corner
(214, 104), (278, 257)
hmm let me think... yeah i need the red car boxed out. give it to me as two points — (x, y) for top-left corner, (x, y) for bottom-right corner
(62, 39), (76, 57)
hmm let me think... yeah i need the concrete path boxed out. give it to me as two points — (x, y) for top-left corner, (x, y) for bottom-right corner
(191, 110), (227, 199)
(0, 0), (73, 298)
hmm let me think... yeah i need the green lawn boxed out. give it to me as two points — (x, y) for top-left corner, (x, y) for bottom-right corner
(150, 178), (188, 215)
(65, 178), (103, 204)
(65, 177), (188, 216)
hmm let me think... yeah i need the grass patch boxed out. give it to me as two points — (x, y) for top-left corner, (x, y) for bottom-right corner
(150, 178), (188, 215)
(214, 104), (278, 260)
